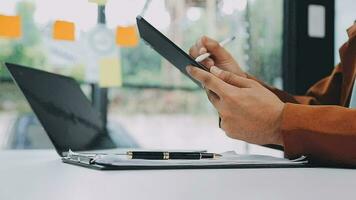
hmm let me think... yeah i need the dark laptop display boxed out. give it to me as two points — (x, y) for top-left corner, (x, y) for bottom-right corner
(5, 63), (116, 156)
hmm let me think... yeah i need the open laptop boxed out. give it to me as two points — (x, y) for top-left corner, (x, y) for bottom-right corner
(4, 63), (122, 165)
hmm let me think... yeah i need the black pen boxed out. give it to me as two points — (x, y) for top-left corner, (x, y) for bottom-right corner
(126, 151), (222, 160)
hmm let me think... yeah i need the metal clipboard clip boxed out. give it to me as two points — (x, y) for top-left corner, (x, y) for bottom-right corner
(65, 149), (97, 165)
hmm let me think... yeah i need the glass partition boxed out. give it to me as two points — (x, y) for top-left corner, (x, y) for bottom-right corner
(0, 0), (283, 156)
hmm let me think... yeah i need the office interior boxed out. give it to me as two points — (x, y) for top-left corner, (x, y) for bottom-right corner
(0, 0), (354, 158)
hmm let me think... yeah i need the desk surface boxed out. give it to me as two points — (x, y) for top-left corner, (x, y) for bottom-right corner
(0, 150), (355, 200)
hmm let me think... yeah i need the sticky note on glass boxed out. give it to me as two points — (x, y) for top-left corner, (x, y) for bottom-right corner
(99, 57), (122, 87)
(88, 0), (107, 5)
(53, 20), (75, 41)
(116, 26), (139, 47)
(0, 15), (22, 38)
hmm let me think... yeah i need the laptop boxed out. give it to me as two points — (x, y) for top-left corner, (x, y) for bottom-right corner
(4, 63), (125, 167)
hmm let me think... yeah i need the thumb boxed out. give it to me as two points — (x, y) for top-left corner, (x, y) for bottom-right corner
(210, 66), (255, 88)
(200, 36), (233, 61)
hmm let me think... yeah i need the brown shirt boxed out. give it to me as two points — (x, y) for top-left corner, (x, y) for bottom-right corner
(268, 24), (356, 166)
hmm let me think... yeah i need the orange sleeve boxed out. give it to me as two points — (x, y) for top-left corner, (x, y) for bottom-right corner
(246, 24), (356, 166)
(247, 64), (343, 106)
(281, 103), (356, 166)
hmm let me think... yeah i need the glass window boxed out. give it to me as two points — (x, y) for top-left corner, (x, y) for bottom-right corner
(106, 0), (283, 156)
(0, 0), (283, 156)
(0, 0), (97, 149)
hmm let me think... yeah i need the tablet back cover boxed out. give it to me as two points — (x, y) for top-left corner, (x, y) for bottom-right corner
(136, 15), (207, 87)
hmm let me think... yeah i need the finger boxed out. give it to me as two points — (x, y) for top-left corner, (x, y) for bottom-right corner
(210, 66), (255, 88)
(189, 38), (205, 58)
(186, 65), (229, 96)
(189, 45), (200, 58)
(190, 38), (205, 58)
(199, 47), (207, 55)
(201, 36), (233, 61)
(190, 38), (208, 60)
(205, 89), (221, 108)
(200, 58), (215, 69)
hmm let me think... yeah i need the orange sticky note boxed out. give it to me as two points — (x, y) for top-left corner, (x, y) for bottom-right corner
(99, 57), (122, 88)
(53, 20), (75, 41)
(116, 26), (139, 47)
(0, 15), (22, 38)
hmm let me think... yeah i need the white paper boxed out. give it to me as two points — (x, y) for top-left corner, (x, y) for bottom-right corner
(92, 151), (307, 167)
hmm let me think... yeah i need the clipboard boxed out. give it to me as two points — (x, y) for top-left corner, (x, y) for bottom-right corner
(62, 150), (309, 170)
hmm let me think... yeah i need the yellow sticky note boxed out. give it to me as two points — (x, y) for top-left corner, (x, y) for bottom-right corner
(88, 0), (107, 5)
(53, 20), (75, 41)
(116, 26), (139, 47)
(0, 15), (22, 38)
(99, 57), (122, 87)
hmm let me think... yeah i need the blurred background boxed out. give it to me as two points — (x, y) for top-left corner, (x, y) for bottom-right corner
(0, 0), (354, 156)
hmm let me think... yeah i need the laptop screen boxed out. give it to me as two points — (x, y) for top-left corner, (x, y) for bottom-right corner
(5, 63), (116, 156)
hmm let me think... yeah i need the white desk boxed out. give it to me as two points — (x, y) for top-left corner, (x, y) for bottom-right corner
(0, 150), (355, 200)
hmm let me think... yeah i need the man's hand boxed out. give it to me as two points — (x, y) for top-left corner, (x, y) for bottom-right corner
(189, 36), (246, 77)
(186, 65), (285, 146)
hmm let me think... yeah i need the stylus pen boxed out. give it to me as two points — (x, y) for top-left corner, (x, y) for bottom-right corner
(127, 151), (222, 160)
(195, 36), (236, 62)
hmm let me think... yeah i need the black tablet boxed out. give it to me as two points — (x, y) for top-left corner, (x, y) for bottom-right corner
(136, 15), (207, 87)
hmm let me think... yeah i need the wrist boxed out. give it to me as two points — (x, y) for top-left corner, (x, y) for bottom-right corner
(271, 103), (285, 146)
